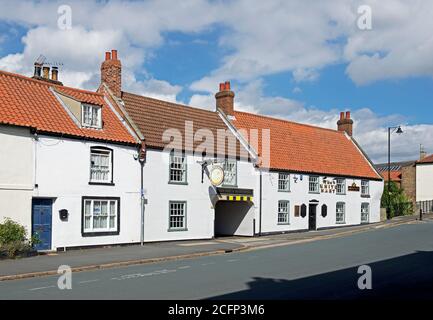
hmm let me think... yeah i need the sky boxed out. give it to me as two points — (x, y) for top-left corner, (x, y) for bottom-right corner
(0, 0), (432, 163)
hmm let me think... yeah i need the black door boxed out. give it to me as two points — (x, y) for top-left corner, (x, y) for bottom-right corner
(308, 204), (317, 231)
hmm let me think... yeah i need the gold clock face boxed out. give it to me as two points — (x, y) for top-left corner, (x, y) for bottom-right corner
(210, 166), (224, 186)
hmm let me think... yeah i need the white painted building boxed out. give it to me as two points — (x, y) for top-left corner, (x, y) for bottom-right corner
(416, 155), (433, 208)
(0, 69), (141, 251)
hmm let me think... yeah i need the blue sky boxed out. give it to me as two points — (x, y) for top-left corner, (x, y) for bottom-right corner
(0, 0), (432, 162)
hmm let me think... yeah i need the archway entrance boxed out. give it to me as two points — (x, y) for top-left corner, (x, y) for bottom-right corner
(214, 201), (254, 237)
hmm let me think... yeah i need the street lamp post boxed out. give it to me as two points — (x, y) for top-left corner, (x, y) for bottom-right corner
(387, 126), (403, 219)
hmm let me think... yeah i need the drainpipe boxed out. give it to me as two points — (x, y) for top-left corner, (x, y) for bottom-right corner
(138, 141), (146, 246)
(259, 169), (263, 236)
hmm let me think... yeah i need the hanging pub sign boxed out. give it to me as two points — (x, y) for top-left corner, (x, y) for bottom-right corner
(320, 177), (336, 194)
(348, 182), (360, 192)
(209, 165), (224, 186)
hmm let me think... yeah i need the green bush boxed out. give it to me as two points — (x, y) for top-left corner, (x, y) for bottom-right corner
(0, 218), (36, 259)
(381, 182), (414, 218)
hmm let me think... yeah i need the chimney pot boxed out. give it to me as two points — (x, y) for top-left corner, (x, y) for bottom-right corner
(51, 66), (59, 81)
(340, 112), (344, 120)
(34, 63), (42, 78)
(346, 111), (351, 119)
(42, 66), (50, 79)
(219, 83), (225, 91)
(111, 49), (118, 60)
(105, 52), (111, 61)
(225, 81), (230, 90)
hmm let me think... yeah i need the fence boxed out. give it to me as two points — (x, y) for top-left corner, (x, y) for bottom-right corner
(417, 200), (433, 214)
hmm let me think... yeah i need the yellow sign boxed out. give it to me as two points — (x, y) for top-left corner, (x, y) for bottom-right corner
(209, 165), (224, 186)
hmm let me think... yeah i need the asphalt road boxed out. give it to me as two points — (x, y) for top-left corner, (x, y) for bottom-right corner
(1, 221), (433, 300)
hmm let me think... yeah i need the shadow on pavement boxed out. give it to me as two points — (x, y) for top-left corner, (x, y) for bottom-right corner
(209, 250), (433, 300)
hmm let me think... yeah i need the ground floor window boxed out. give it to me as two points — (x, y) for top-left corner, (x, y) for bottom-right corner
(336, 202), (345, 224)
(82, 197), (120, 236)
(278, 200), (290, 224)
(361, 203), (370, 223)
(169, 201), (187, 231)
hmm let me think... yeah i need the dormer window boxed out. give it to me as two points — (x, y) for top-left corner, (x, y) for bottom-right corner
(82, 104), (102, 129)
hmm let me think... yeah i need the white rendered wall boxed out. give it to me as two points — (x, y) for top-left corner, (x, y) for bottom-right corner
(416, 164), (433, 202)
(258, 169), (383, 233)
(34, 135), (141, 250)
(141, 150), (258, 241)
(0, 125), (33, 229)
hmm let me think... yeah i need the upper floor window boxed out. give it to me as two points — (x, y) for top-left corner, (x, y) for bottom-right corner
(278, 200), (290, 225)
(90, 147), (113, 184)
(361, 180), (370, 196)
(82, 104), (102, 129)
(336, 202), (345, 224)
(278, 172), (290, 192)
(169, 151), (187, 184)
(336, 178), (346, 195)
(223, 159), (237, 186)
(309, 176), (320, 193)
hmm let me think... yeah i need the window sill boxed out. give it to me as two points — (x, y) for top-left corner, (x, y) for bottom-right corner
(336, 221), (346, 225)
(278, 189), (291, 193)
(89, 182), (115, 186)
(361, 194), (371, 198)
(277, 222), (290, 226)
(82, 231), (119, 237)
(309, 191), (320, 194)
(168, 228), (188, 232)
(336, 193), (346, 196)
(168, 181), (188, 186)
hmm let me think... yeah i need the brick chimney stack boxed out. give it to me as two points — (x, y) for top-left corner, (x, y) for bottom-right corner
(101, 49), (122, 97)
(216, 81), (235, 116)
(337, 111), (354, 136)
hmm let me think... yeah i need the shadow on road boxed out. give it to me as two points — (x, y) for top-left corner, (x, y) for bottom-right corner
(209, 250), (433, 299)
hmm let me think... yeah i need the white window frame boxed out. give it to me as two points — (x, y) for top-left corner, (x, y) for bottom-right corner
(361, 203), (370, 223)
(278, 172), (290, 192)
(223, 159), (237, 187)
(169, 151), (187, 184)
(82, 104), (102, 129)
(336, 202), (346, 224)
(361, 180), (370, 196)
(169, 201), (187, 231)
(90, 147), (113, 184)
(309, 176), (320, 193)
(336, 178), (346, 195)
(83, 198), (118, 234)
(278, 200), (290, 225)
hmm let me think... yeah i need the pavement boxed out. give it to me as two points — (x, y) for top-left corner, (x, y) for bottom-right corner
(0, 213), (430, 281)
(1, 219), (433, 299)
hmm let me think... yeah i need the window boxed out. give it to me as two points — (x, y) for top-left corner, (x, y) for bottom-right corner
(336, 202), (345, 224)
(336, 178), (346, 195)
(82, 104), (102, 129)
(82, 197), (119, 235)
(361, 203), (369, 223)
(361, 180), (369, 196)
(90, 147), (113, 184)
(278, 201), (290, 224)
(169, 201), (187, 231)
(169, 152), (187, 183)
(278, 172), (290, 192)
(223, 159), (237, 186)
(309, 176), (320, 193)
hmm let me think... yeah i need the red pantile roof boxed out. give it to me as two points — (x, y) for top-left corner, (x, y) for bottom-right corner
(121, 91), (242, 157)
(380, 170), (402, 182)
(0, 70), (137, 145)
(417, 154), (433, 164)
(232, 111), (382, 180)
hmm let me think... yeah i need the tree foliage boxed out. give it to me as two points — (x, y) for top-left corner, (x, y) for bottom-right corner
(381, 182), (413, 218)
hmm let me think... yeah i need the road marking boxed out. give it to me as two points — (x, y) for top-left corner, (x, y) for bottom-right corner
(227, 259), (239, 262)
(112, 269), (177, 281)
(178, 266), (191, 269)
(79, 279), (99, 284)
(201, 262), (215, 266)
(28, 285), (56, 291)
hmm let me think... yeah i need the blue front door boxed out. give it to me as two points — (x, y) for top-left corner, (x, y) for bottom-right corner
(32, 199), (52, 251)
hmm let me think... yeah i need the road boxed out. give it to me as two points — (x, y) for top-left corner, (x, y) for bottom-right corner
(1, 221), (433, 299)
